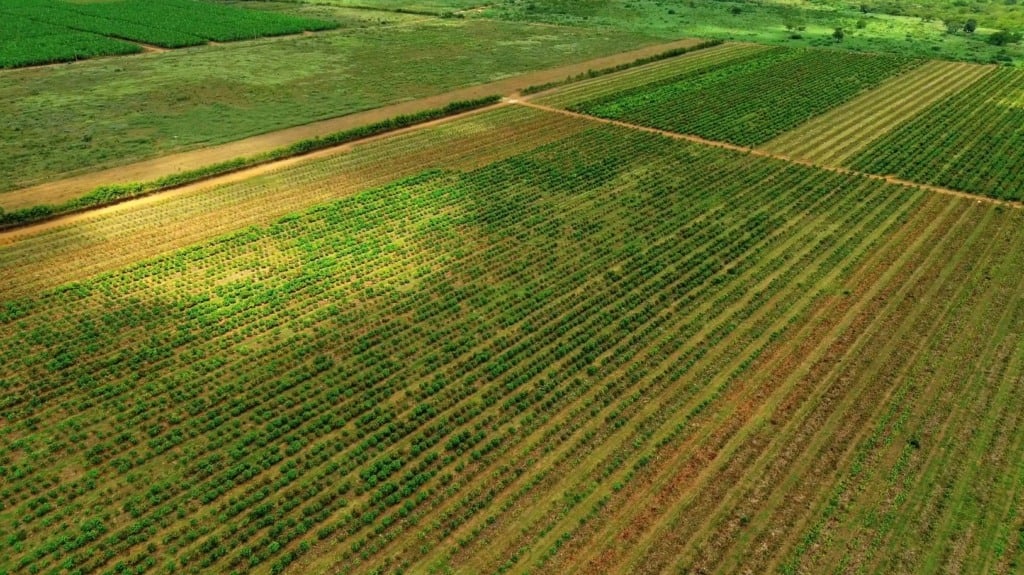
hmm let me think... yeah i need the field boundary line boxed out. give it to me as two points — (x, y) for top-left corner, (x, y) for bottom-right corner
(509, 98), (1022, 210)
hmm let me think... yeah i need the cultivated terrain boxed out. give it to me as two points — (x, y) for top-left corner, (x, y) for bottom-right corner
(2, 2), (1024, 575)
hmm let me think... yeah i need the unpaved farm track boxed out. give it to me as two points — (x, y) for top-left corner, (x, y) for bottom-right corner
(0, 38), (706, 211)
(0, 103), (513, 247)
(511, 99), (1023, 210)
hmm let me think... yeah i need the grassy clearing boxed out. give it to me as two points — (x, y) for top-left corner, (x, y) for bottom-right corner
(296, 0), (486, 15)
(849, 67), (1024, 201)
(218, 0), (432, 25)
(0, 18), (660, 193)
(487, 0), (1024, 65)
(762, 59), (994, 165)
(2, 99), (1023, 575)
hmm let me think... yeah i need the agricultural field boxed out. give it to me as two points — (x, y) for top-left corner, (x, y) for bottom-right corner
(847, 67), (1024, 201)
(4, 2), (1024, 574)
(0, 0), (335, 67)
(761, 59), (994, 166)
(534, 42), (774, 109)
(3, 85), (1024, 575)
(556, 46), (915, 147)
(301, 0), (486, 15)
(0, 14), (142, 69)
(488, 0), (1024, 65)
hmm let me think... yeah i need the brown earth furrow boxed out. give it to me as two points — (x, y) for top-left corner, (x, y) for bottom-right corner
(632, 199), (985, 575)
(557, 190), (959, 575)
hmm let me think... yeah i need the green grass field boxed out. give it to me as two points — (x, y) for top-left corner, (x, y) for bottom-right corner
(0, 17), (659, 192)
(488, 0), (1024, 65)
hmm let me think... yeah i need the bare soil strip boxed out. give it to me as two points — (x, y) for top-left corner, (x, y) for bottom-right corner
(0, 38), (705, 211)
(511, 99), (1022, 210)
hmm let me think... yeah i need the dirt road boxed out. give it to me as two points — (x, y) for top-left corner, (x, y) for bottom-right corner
(1, 38), (704, 211)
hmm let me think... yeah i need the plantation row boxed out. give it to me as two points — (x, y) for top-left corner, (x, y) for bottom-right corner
(3, 105), (1024, 575)
(546, 195), (1024, 575)
(392, 151), (930, 575)
(762, 60), (993, 166)
(540, 45), (1024, 203)
(849, 67), (1024, 201)
(560, 47), (915, 147)
(0, 0), (335, 67)
(0, 97), (502, 229)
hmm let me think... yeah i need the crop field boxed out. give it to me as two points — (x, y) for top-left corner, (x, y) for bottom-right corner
(533, 42), (773, 108)
(4, 2), (1024, 571)
(762, 59), (994, 166)
(3, 81), (1024, 575)
(0, 0), (335, 66)
(559, 47), (916, 147)
(308, 0), (486, 14)
(0, 14), (142, 69)
(847, 67), (1024, 201)
(0, 106), (595, 298)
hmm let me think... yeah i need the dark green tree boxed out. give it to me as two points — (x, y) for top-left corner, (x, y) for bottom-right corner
(989, 30), (1022, 46)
